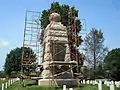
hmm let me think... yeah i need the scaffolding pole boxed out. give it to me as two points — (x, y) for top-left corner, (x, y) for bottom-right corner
(21, 10), (41, 78)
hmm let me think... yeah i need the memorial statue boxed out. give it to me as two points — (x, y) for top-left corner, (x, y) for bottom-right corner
(39, 13), (78, 86)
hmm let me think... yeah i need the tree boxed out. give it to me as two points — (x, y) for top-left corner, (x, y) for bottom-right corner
(82, 64), (106, 79)
(40, 2), (83, 72)
(95, 64), (106, 79)
(84, 28), (108, 78)
(81, 67), (94, 79)
(4, 47), (36, 76)
(40, 2), (81, 44)
(0, 70), (5, 78)
(104, 48), (120, 81)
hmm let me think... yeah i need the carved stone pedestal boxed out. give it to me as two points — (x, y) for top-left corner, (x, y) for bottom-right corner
(38, 79), (78, 87)
(39, 13), (78, 86)
(39, 61), (78, 86)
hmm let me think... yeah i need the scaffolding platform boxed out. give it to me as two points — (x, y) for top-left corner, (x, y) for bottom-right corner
(21, 10), (41, 71)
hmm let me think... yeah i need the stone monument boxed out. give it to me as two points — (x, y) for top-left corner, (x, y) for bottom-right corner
(38, 13), (78, 86)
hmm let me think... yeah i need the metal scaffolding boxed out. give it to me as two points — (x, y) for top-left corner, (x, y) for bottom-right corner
(21, 9), (86, 87)
(68, 9), (83, 73)
(47, 9), (86, 86)
(21, 10), (41, 74)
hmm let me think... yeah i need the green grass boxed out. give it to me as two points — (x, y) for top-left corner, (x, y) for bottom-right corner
(4, 80), (120, 90)
(0, 80), (7, 84)
(0, 79), (8, 89)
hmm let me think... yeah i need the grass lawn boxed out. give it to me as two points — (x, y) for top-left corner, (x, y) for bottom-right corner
(5, 79), (120, 90)
(0, 79), (8, 89)
(0, 79), (7, 84)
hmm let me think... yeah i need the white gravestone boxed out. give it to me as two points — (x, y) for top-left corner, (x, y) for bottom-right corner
(111, 81), (114, 84)
(98, 80), (102, 90)
(106, 81), (110, 87)
(90, 80), (92, 84)
(8, 80), (10, 86)
(116, 84), (119, 88)
(63, 85), (66, 90)
(95, 80), (98, 84)
(110, 84), (115, 90)
(69, 88), (73, 90)
(2, 83), (4, 90)
(104, 80), (107, 85)
(5, 82), (7, 88)
(92, 80), (95, 85)
(83, 80), (86, 84)
(115, 81), (119, 87)
(86, 80), (90, 84)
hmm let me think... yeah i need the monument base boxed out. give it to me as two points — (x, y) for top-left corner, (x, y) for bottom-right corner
(38, 79), (79, 87)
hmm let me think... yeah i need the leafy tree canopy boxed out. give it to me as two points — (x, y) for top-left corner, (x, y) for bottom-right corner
(104, 48), (120, 81)
(40, 2), (83, 68)
(4, 47), (36, 76)
(40, 2), (81, 43)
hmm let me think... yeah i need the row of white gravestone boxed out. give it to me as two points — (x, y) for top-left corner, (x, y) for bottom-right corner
(62, 80), (120, 90)
(63, 85), (73, 90)
(104, 80), (120, 88)
(82, 79), (120, 87)
(1, 78), (19, 90)
(62, 82), (117, 90)
(83, 80), (98, 85)
(81, 79), (120, 90)
(0, 78), (6, 80)
(98, 80), (116, 90)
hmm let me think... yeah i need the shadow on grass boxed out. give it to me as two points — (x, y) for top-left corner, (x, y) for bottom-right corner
(26, 82), (37, 86)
